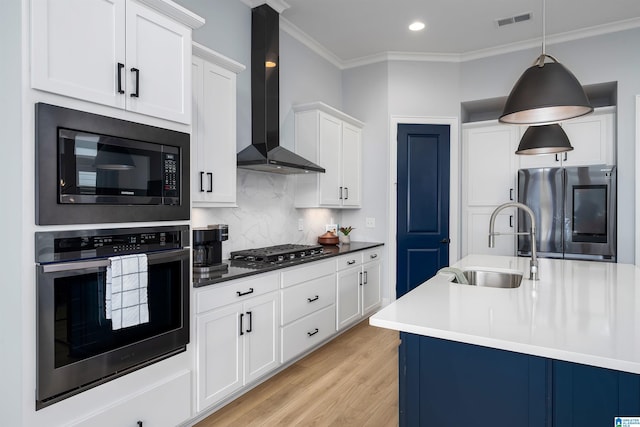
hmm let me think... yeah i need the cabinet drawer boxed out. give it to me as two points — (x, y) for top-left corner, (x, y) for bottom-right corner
(336, 253), (362, 271)
(362, 247), (382, 264)
(196, 273), (279, 314)
(72, 370), (191, 427)
(282, 274), (335, 325)
(281, 305), (336, 363)
(282, 259), (334, 288)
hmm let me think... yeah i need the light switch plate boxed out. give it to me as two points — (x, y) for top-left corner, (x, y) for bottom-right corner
(365, 217), (376, 228)
(298, 218), (304, 231)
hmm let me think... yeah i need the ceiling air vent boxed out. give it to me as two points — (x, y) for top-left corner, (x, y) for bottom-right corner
(496, 12), (532, 27)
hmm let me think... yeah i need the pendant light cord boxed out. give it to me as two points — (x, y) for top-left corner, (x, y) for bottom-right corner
(542, 0), (546, 55)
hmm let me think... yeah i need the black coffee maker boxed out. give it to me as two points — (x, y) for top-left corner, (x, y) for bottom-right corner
(193, 224), (229, 277)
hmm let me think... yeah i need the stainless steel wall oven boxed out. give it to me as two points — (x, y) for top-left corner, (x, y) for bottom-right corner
(35, 103), (190, 225)
(35, 225), (189, 409)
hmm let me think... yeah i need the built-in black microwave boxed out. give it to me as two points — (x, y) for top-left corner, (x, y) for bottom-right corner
(36, 103), (190, 225)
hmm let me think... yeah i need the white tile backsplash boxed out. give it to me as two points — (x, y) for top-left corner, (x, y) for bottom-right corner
(192, 169), (341, 259)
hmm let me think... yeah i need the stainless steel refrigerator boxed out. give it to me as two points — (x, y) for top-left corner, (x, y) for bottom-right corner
(517, 165), (616, 262)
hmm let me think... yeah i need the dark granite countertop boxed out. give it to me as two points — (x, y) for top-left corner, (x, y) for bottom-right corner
(193, 241), (384, 288)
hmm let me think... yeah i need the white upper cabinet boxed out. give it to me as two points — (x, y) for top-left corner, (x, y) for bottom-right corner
(293, 102), (364, 209)
(192, 43), (245, 206)
(518, 107), (616, 169)
(462, 122), (518, 206)
(31, 0), (204, 124)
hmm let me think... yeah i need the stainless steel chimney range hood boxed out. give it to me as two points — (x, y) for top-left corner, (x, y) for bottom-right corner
(237, 4), (325, 175)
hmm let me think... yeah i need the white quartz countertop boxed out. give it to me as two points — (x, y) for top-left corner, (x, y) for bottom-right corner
(370, 255), (640, 374)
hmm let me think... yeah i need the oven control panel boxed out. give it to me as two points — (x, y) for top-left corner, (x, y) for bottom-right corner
(36, 225), (189, 263)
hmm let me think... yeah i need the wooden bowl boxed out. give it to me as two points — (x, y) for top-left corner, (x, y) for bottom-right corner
(317, 231), (339, 245)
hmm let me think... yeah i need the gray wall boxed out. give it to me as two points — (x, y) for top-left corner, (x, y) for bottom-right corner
(0, 0), (23, 424)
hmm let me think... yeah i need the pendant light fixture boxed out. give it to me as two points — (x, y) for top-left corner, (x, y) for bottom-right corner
(499, 0), (593, 125)
(515, 123), (573, 155)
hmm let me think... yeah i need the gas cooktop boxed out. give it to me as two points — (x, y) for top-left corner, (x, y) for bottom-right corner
(230, 244), (325, 264)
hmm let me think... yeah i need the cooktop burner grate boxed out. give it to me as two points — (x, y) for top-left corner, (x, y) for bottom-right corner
(230, 244), (324, 263)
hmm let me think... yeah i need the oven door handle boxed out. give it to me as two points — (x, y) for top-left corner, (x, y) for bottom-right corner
(40, 249), (189, 273)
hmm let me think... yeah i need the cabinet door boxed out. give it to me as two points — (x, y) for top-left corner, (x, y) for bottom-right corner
(465, 207), (516, 257)
(243, 292), (280, 384)
(362, 259), (382, 315)
(125, 1), (191, 124)
(561, 110), (615, 167)
(196, 303), (243, 411)
(31, 0), (126, 108)
(318, 113), (343, 206)
(192, 59), (237, 205)
(341, 123), (362, 207)
(463, 124), (517, 206)
(336, 266), (362, 330)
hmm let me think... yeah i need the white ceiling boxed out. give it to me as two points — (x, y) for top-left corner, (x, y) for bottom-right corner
(265, 0), (640, 68)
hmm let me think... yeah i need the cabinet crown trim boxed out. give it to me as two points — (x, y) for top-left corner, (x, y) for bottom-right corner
(293, 102), (364, 128)
(136, 0), (205, 29)
(193, 42), (246, 73)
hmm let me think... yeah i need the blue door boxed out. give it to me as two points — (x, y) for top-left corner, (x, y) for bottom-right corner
(396, 124), (450, 297)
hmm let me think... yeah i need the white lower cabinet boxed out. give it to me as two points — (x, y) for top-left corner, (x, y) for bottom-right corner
(336, 248), (383, 330)
(73, 370), (191, 427)
(280, 260), (336, 363)
(195, 273), (280, 412)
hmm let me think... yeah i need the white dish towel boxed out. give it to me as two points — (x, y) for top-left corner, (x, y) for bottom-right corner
(105, 254), (149, 330)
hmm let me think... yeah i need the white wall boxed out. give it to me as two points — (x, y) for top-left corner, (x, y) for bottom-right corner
(0, 0), (23, 424)
(461, 28), (640, 264)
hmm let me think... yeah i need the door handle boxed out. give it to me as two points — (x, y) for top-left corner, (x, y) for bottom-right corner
(344, 187), (349, 200)
(246, 311), (253, 333)
(307, 295), (319, 303)
(509, 215), (513, 228)
(440, 238), (450, 244)
(339, 186), (343, 200)
(130, 67), (140, 98)
(364, 270), (368, 285)
(116, 63), (125, 94)
(199, 171), (205, 192)
(307, 328), (319, 337)
(359, 271), (363, 286)
(563, 152), (568, 162)
(236, 288), (254, 297)
(509, 188), (514, 201)
(239, 313), (244, 336)
(207, 172), (213, 193)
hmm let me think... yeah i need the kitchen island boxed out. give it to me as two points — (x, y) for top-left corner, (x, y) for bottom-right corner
(370, 255), (640, 426)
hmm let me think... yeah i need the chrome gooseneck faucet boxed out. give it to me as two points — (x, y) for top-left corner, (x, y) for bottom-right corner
(488, 202), (539, 280)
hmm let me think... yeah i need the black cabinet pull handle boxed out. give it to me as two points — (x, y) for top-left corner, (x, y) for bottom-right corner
(364, 271), (368, 285)
(440, 238), (450, 244)
(246, 311), (252, 333)
(347, 259), (356, 265)
(509, 188), (514, 201)
(199, 171), (205, 192)
(117, 63), (125, 94)
(237, 288), (254, 297)
(137, 422), (143, 427)
(370, 253), (378, 259)
(307, 295), (319, 303)
(563, 152), (568, 162)
(339, 186), (343, 200)
(510, 215), (514, 228)
(359, 271), (363, 286)
(307, 328), (319, 337)
(239, 313), (244, 336)
(555, 153), (560, 162)
(207, 172), (213, 193)
(130, 67), (140, 97)
(344, 187), (349, 200)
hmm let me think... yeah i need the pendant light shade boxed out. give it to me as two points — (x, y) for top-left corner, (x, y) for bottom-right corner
(516, 123), (573, 155)
(500, 54), (593, 125)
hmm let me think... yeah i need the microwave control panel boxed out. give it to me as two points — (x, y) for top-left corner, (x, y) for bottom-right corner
(162, 152), (179, 200)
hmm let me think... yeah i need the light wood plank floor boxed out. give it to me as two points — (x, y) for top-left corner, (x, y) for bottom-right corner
(195, 319), (400, 427)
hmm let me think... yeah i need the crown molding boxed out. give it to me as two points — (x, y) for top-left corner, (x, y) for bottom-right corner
(279, 17), (345, 69)
(239, 0), (290, 13)
(280, 15), (640, 69)
(192, 42), (246, 74)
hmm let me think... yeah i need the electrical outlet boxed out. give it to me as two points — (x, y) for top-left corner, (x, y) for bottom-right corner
(298, 218), (304, 231)
(365, 217), (376, 228)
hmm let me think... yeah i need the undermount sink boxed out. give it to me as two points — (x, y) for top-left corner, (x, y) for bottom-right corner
(454, 269), (523, 289)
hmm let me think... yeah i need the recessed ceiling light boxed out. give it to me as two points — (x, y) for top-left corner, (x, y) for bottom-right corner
(409, 21), (425, 31)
